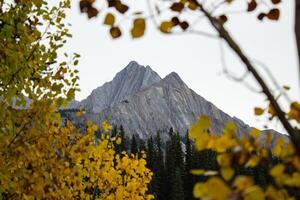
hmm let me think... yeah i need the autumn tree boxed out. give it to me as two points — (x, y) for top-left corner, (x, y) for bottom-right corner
(0, 1), (154, 199)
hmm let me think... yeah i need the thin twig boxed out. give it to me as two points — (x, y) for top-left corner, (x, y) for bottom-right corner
(173, 29), (218, 38)
(219, 40), (259, 92)
(252, 59), (292, 103)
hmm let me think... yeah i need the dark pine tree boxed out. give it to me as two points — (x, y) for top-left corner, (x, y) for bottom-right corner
(130, 135), (138, 155)
(139, 140), (146, 152)
(171, 167), (185, 200)
(147, 136), (155, 170)
(119, 125), (127, 152)
(111, 125), (118, 137)
(146, 136), (155, 194)
(154, 132), (166, 200)
(165, 129), (175, 200)
(184, 130), (194, 200)
(192, 147), (218, 183)
(165, 128), (185, 200)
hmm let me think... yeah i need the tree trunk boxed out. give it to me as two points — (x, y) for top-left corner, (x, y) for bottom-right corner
(295, 0), (300, 81)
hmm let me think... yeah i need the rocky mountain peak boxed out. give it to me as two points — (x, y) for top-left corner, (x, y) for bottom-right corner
(78, 61), (161, 113)
(160, 72), (186, 88)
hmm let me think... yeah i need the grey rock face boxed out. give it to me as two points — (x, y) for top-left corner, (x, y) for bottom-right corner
(65, 61), (253, 140)
(78, 61), (161, 113)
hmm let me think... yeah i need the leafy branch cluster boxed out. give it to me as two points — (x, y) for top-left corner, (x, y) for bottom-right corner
(0, 1), (153, 199)
(189, 116), (300, 200)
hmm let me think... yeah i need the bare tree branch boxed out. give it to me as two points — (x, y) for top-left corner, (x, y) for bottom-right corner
(197, 2), (300, 154)
(295, 0), (300, 86)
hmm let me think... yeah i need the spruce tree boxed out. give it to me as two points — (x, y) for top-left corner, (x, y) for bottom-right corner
(165, 128), (185, 200)
(111, 125), (118, 137)
(146, 136), (155, 194)
(164, 129), (175, 199)
(130, 135), (138, 155)
(139, 140), (146, 152)
(119, 125), (127, 152)
(154, 132), (166, 200)
(171, 167), (185, 200)
(184, 131), (193, 200)
(174, 133), (184, 174)
(147, 136), (155, 170)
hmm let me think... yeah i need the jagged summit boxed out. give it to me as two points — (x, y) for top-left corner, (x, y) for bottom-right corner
(78, 61), (161, 112)
(160, 71), (186, 88)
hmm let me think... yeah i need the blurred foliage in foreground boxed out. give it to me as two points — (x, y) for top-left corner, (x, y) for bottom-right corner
(189, 116), (300, 200)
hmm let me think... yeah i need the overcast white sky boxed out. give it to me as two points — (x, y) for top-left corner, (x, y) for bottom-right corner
(63, 1), (299, 133)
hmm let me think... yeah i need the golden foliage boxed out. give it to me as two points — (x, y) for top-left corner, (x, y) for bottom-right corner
(0, 121), (153, 199)
(190, 116), (300, 199)
(0, 1), (153, 199)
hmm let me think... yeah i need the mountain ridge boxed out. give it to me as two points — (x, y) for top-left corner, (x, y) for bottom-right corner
(63, 61), (256, 140)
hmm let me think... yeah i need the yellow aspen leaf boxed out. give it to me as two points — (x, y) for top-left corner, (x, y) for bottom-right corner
(265, 186), (277, 200)
(223, 121), (237, 136)
(217, 153), (232, 167)
(31, 0), (43, 6)
(131, 18), (146, 38)
(270, 164), (285, 178)
(189, 115), (211, 140)
(268, 103), (276, 117)
(190, 169), (205, 175)
(187, 2), (198, 10)
(273, 137), (285, 157)
(180, 0), (188, 4)
(160, 21), (174, 33)
(265, 132), (273, 145)
(244, 186), (265, 200)
(233, 176), (254, 191)
(215, 135), (237, 152)
(221, 167), (234, 181)
(104, 13), (115, 26)
(283, 172), (300, 187)
(245, 155), (260, 167)
(205, 177), (231, 200)
(193, 182), (207, 198)
(250, 128), (260, 138)
(23, 194), (35, 200)
(102, 120), (112, 132)
(87, 124), (98, 133)
(194, 133), (210, 151)
(76, 109), (85, 117)
(254, 107), (264, 116)
(116, 137), (122, 145)
(287, 101), (300, 123)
